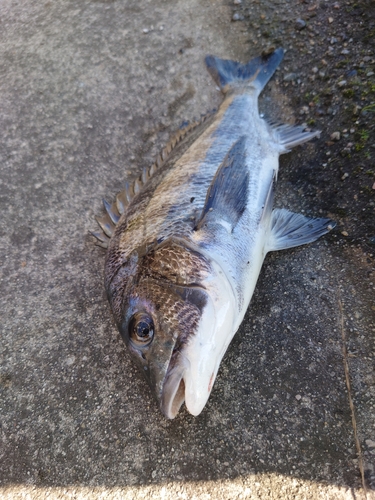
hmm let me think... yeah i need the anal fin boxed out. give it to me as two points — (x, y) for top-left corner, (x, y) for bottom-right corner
(266, 208), (335, 252)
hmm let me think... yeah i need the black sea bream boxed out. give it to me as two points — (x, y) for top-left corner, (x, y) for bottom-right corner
(92, 48), (335, 419)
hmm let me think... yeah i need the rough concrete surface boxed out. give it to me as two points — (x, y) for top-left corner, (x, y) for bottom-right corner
(1, 0), (374, 498)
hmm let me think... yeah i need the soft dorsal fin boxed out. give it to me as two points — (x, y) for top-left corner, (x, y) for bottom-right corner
(195, 135), (249, 233)
(91, 110), (215, 248)
(269, 122), (321, 153)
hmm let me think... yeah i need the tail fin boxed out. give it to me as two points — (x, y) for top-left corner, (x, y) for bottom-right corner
(205, 48), (284, 95)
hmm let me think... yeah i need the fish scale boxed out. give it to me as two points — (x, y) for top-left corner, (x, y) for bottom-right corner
(93, 48), (335, 419)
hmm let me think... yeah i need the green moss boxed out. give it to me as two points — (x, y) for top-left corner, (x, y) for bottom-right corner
(360, 129), (370, 141)
(336, 60), (350, 69)
(361, 83), (375, 97)
(362, 103), (375, 112)
(354, 129), (370, 151)
(363, 28), (375, 43)
(322, 87), (333, 96)
(312, 95), (320, 105)
(343, 88), (355, 98)
(362, 185), (375, 194)
(336, 207), (348, 217)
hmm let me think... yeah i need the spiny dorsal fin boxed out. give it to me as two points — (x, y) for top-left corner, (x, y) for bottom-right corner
(89, 230), (110, 248)
(103, 199), (120, 224)
(91, 110), (216, 249)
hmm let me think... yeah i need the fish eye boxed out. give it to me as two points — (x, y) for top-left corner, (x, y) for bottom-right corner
(129, 313), (154, 346)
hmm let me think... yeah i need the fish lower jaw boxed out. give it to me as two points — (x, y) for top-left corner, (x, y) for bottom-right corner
(161, 366), (186, 419)
(161, 369), (210, 419)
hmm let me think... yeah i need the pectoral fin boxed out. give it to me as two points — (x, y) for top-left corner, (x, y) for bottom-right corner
(266, 208), (335, 252)
(195, 136), (249, 233)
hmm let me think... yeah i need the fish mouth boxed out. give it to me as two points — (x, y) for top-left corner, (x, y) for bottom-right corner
(161, 365), (186, 419)
(159, 278), (232, 419)
(160, 350), (216, 419)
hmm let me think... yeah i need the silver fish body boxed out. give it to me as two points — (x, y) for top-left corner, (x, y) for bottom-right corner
(94, 48), (335, 418)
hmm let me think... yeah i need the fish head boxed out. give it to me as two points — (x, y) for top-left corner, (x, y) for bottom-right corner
(117, 275), (210, 418)
(106, 238), (235, 419)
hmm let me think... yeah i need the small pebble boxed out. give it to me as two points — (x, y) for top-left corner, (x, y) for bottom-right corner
(341, 49), (350, 55)
(295, 18), (306, 30)
(338, 80), (347, 87)
(232, 12), (244, 21)
(65, 356), (76, 366)
(312, 67), (318, 73)
(341, 172), (349, 180)
(341, 231), (348, 237)
(367, 71), (375, 77)
(295, 395), (302, 401)
(284, 72), (298, 81)
(333, 2), (340, 8)
(142, 28), (149, 34)
(233, 0), (242, 4)
(328, 17), (334, 23)
(331, 131), (341, 141)
(346, 69), (357, 78)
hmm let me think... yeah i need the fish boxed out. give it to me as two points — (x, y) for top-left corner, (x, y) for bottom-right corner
(92, 48), (335, 419)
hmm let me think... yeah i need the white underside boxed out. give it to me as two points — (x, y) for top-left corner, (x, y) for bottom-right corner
(181, 260), (237, 415)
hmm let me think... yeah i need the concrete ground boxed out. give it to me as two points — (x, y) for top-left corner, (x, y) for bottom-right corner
(0, 0), (374, 498)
